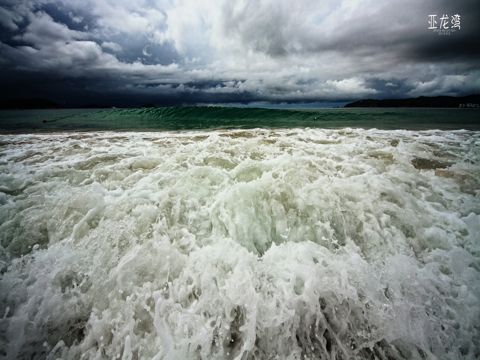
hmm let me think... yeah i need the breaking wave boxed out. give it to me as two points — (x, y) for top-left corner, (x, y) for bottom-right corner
(0, 128), (479, 359)
(2, 107), (479, 132)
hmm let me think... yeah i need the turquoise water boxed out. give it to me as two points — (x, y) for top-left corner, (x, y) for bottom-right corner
(0, 107), (479, 132)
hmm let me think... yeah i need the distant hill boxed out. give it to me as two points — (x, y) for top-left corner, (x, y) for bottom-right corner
(344, 95), (480, 108)
(0, 98), (60, 109)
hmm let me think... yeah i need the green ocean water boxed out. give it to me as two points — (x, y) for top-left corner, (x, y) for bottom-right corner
(0, 107), (479, 132)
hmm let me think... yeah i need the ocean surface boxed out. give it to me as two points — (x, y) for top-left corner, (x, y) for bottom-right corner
(0, 108), (479, 359)
(0, 107), (480, 132)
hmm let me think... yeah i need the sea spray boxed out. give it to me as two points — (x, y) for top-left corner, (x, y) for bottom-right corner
(0, 128), (479, 359)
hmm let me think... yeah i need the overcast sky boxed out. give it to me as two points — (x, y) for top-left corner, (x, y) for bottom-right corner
(0, 0), (479, 106)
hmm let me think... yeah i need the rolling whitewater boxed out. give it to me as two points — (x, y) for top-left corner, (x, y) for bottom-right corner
(0, 107), (479, 359)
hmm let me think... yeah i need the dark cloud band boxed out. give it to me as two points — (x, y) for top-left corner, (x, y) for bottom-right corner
(0, 0), (479, 106)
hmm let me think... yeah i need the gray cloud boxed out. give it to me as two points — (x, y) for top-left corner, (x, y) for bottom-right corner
(0, 0), (479, 106)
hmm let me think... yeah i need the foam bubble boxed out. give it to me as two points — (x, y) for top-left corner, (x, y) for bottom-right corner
(0, 129), (479, 359)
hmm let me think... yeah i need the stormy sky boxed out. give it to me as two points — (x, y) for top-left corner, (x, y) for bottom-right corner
(0, 0), (479, 106)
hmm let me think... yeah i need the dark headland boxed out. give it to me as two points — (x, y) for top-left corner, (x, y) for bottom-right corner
(0, 98), (61, 109)
(344, 94), (480, 108)
(1, 95), (480, 110)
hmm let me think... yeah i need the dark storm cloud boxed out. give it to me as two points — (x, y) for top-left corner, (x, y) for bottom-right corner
(362, 79), (415, 100)
(0, 0), (479, 106)
(397, 1), (480, 64)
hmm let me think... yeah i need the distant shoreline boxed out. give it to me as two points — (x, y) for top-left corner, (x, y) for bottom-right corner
(344, 94), (480, 108)
(1, 95), (480, 110)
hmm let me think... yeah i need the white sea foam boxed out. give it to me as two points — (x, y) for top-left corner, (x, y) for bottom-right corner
(0, 129), (479, 359)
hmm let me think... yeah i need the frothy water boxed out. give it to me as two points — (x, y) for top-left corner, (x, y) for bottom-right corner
(0, 129), (479, 359)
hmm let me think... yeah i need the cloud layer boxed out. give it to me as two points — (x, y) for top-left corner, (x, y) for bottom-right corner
(1, 0), (479, 105)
